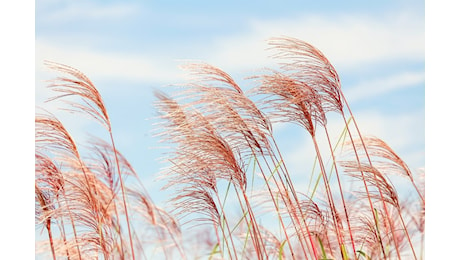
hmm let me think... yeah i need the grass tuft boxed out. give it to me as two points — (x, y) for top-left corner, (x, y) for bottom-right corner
(36, 36), (424, 259)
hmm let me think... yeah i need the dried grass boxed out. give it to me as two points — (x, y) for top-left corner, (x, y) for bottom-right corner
(36, 37), (424, 260)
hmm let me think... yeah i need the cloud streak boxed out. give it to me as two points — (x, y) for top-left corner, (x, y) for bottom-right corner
(36, 8), (424, 84)
(36, 40), (183, 84)
(39, 1), (139, 23)
(208, 9), (424, 72)
(344, 71), (425, 104)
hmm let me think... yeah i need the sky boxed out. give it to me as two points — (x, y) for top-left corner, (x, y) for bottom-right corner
(35, 0), (425, 172)
(3, 0), (456, 258)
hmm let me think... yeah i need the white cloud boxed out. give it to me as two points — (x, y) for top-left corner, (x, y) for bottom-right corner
(36, 8), (424, 92)
(35, 39), (183, 84)
(344, 71), (425, 104)
(40, 1), (139, 23)
(207, 10), (424, 73)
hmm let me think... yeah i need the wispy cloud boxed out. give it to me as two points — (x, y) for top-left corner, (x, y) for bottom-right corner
(36, 7), (423, 89)
(351, 110), (424, 158)
(344, 71), (425, 104)
(39, 1), (139, 23)
(36, 39), (183, 84)
(207, 9), (424, 72)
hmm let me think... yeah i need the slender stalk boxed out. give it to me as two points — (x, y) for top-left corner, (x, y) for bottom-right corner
(109, 133), (136, 259)
(232, 185), (261, 259)
(211, 218), (225, 260)
(215, 192), (238, 259)
(46, 221), (57, 260)
(243, 136), (299, 259)
(339, 94), (400, 259)
(311, 135), (345, 252)
(63, 196), (82, 260)
(410, 178), (425, 205)
(397, 210), (417, 259)
(340, 112), (387, 259)
(270, 137), (319, 259)
(241, 189), (268, 259)
(262, 152), (313, 259)
(256, 156), (299, 259)
(324, 128), (357, 259)
(56, 199), (71, 260)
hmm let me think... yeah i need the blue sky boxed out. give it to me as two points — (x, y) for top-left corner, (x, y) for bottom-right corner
(31, 0), (430, 258)
(35, 0), (425, 173)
